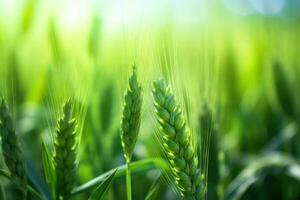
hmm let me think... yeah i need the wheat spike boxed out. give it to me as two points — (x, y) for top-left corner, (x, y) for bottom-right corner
(0, 99), (27, 200)
(54, 99), (78, 199)
(152, 80), (205, 200)
(120, 66), (142, 162)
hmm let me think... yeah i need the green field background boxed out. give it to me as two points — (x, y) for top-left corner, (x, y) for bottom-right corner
(0, 0), (300, 199)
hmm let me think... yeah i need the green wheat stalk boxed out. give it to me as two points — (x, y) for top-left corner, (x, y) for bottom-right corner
(120, 66), (142, 200)
(54, 99), (78, 200)
(152, 80), (206, 200)
(0, 99), (27, 200)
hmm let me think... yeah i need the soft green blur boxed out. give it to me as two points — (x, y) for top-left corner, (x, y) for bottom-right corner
(0, 0), (300, 199)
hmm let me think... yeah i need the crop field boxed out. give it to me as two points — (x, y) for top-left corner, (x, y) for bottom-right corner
(0, 0), (300, 200)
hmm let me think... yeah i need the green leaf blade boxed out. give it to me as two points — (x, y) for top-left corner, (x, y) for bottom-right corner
(0, 169), (44, 200)
(0, 169), (11, 179)
(88, 169), (117, 200)
(41, 141), (56, 198)
(145, 175), (161, 200)
(72, 158), (167, 196)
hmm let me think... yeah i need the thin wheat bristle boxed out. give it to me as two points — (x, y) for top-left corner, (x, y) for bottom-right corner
(152, 80), (205, 200)
(54, 99), (78, 199)
(0, 99), (27, 200)
(120, 66), (142, 162)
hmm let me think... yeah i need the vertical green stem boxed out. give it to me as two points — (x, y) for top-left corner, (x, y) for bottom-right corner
(0, 184), (6, 200)
(126, 161), (132, 200)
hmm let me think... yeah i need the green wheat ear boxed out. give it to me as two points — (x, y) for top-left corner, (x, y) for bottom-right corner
(0, 99), (27, 200)
(152, 80), (206, 200)
(54, 99), (78, 200)
(120, 66), (142, 162)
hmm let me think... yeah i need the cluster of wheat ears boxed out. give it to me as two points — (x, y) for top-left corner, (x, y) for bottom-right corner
(0, 67), (207, 200)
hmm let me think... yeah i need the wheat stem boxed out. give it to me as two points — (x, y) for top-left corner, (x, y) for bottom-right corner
(126, 162), (132, 200)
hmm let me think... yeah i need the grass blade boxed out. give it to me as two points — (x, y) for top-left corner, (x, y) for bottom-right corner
(19, 0), (36, 35)
(25, 161), (51, 200)
(42, 141), (56, 198)
(263, 123), (298, 152)
(145, 175), (161, 200)
(225, 153), (300, 200)
(72, 158), (168, 196)
(0, 169), (10, 179)
(0, 169), (44, 200)
(88, 169), (117, 200)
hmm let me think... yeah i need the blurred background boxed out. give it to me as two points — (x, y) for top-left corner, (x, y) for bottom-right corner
(0, 0), (300, 199)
